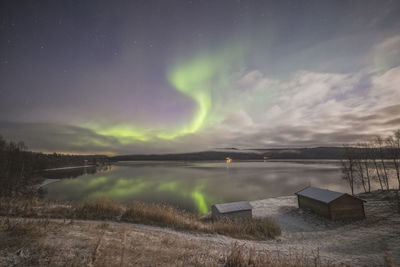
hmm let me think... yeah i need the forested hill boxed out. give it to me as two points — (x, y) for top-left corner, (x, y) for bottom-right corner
(112, 147), (347, 161)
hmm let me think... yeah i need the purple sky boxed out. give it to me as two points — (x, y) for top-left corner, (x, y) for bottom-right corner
(1, 0), (400, 155)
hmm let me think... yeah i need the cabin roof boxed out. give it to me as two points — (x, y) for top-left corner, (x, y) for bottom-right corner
(213, 201), (252, 213)
(295, 186), (345, 204)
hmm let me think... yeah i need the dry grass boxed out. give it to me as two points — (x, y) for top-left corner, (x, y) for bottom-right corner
(212, 217), (281, 240)
(74, 197), (123, 220)
(121, 201), (203, 231)
(1, 193), (398, 266)
(0, 218), (63, 266)
(1, 217), (383, 267)
(384, 251), (395, 267)
(0, 196), (281, 240)
(0, 218), (45, 250)
(0, 218), (94, 266)
(224, 242), (341, 267)
(0, 196), (44, 217)
(0, 196), (73, 218)
(0, 218), (331, 267)
(121, 201), (281, 240)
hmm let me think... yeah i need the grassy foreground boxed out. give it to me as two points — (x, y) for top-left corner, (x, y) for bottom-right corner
(0, 218), (341, 266)
(1, 196), (396, 266)
(0, 196), (281, 240)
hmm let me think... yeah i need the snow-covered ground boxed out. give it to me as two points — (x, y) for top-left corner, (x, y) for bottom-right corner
(250, 195), (400, 265)
(1, 193), (398, 266)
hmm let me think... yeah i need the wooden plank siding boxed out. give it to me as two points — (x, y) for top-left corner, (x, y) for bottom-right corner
(298, 194), (365, 220)
(297, 195), (331, 218)
(330, 195), (365, 220)
(296, 186), (366, 220)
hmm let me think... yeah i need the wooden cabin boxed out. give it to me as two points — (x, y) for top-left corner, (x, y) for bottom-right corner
(295, 186), (365, 220)
(211, 201), (252, 220)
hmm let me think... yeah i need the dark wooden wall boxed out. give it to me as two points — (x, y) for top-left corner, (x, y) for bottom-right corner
(297, 195), (331, 218)
(298, 195), (365, 220)
(330, 195), (365, 220)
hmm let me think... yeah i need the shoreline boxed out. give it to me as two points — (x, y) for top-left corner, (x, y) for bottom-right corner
(44, 165), (96, 171)
(38, 178), (61, 188)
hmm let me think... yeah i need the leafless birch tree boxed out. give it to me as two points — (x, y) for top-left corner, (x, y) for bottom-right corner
(341, 146), (356, 195)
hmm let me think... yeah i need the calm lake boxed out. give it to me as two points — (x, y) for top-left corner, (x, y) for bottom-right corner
(43, 160), (358, 213)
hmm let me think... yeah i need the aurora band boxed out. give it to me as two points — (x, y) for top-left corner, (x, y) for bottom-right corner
(86, 45), (244, 143)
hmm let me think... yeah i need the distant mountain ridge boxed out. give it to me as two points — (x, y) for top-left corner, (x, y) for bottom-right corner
(111, 147), (347, 161)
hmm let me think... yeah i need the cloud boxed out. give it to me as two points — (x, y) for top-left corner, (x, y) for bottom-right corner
(2, 64), (400, 154)
(373, 35), (400, 71)
(0, 122), (120, 155)
(3, 30), (400, 155)
(222, 110), (254, 128)
(1, 65), (399, 154)
(207, 65), (400, 148)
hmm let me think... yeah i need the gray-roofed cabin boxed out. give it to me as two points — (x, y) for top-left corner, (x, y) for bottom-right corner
(295, 186), (365, 220)
(211, 201), (252, 220)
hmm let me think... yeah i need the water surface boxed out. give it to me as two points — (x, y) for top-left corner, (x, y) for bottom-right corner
(45, 160), (352, 213)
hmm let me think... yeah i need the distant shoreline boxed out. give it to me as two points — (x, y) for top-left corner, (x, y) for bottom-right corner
(111, 147), (349, 161)
(44, 165), (96, 171)
(38, 178), (61, 188)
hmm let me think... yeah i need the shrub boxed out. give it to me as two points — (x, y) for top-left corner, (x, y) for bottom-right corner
(212, 217), (281, 240)
(224, 243), (335, 267)
(74, 197), (123, 220)
(1, 196), (281, 240)
(122, 201), (202, 231)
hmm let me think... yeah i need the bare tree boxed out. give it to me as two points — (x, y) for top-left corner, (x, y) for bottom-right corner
(354, 144), (368, 193)
(386, 130), (400, 189)
(341, 146), (356, 195)
(369, 140), (385, 190)
(360, 142), (372, 192)
(375, 136), (390, 190)
(340, 131), (400, 213)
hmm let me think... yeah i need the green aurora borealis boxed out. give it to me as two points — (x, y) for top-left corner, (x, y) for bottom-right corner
(43, 161), (355, 213)
(45, 165), (217, 213)
(2, 0), (400, 217)
(85, 46), (245, 144)
(2, 1), (400, 155)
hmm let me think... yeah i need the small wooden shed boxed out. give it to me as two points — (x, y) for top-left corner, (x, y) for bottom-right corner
(211, 201), (252, 220)
(295, 186), (365, 220)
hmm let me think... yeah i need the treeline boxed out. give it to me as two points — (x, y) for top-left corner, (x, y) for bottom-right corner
(113, 147), (395, 161)
(341, 130), (400, 195)
(0, 135), (109, 195)
(112, 151), (263, 161)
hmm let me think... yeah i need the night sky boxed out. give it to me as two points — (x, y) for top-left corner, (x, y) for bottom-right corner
(1, 0), (400, 155)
